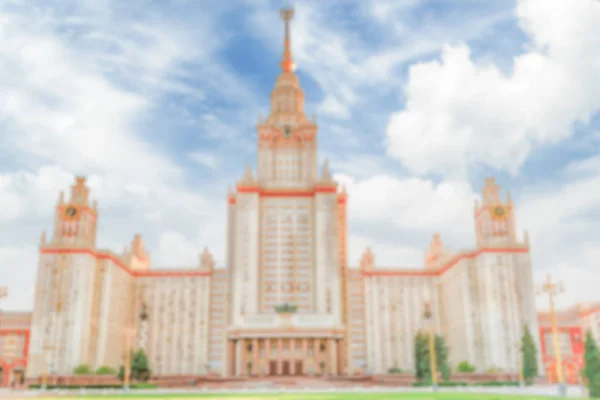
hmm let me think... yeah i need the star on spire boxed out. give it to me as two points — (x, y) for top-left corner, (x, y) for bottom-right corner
(280, 7), (295, 72)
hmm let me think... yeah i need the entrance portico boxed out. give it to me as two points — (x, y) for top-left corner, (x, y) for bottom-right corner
(228, 336), (345, 377)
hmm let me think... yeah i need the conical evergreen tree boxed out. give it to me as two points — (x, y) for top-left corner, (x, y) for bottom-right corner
(414, 331), (428, 380)
(583, 331), (600, 398)
(132, 349), (151, 382)
(435, 334), (451, 381)
(521, 324), (539, 384)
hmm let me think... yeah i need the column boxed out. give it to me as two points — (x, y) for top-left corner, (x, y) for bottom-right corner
(313, 339), (320, 375)
(329, 338), (337, 375)
(228, 340), (236, 377)
(290, 338), (296, 375)
(265, 339), (271, 376)
(337, 339), (345, 376)
(253, 338), (259, 376)
(302, 339), (308, 375)
(236, 340), (242, 377)
(240, 340), (247, 376)
(277, 339), (283, 375)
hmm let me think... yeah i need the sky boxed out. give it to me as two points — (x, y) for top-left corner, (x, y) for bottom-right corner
(0, 0), (599, 312)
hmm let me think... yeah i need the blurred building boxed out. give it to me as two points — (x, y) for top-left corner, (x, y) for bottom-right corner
(0, 312), (31, 386)
(538, 303), (600, 384)
(21, 8), (542, 380)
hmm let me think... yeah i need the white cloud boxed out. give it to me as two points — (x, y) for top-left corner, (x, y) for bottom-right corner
(0, 166), (73, 222)
(386, 0), (600, 177)
(0, 6), (186, 183)
(0, 245), (38, 311)
(348, 234), (424, 268)
(334, 172), (479, 268)
(336, 173), (477, 233)
(188, 152), (220, 170)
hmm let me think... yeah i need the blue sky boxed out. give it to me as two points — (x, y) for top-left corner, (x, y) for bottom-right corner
(1, 0), (600, 311)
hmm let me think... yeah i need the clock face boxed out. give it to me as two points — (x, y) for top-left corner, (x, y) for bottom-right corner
(283, 125), (292, 138)
(492, 205), (506, 218)
(65, 206), (78, 218)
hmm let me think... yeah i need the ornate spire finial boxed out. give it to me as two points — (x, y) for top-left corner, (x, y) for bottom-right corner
(280, 8), (295, 72)
(321, 158), (331, 181)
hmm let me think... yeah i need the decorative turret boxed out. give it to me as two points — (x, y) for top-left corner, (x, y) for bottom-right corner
(360, 247), (375, 270)
(200, 247), (215, 270)
(424, 233), (448, 269)
(237, 164), (258, 190)
(125, 234), (150, 271)
(321, 159), (332, 182)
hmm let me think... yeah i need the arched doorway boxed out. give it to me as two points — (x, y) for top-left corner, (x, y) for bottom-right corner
(0, 366), (4, 387)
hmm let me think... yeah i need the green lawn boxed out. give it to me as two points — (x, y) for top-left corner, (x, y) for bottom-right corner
(36, 393), (580, 400)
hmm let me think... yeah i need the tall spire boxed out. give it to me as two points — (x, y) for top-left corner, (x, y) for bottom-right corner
(280, 8), (295, 72)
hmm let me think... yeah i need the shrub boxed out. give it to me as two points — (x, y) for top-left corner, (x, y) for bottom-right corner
(412, 381), (468, 387)
(28, 383), (157, 389)
(388, 367), (403, 374)
(457, 360), (476, 373)
(72, 364), (92, 375)
(477, 381), (520, 387)
(95, 366), (116, 375)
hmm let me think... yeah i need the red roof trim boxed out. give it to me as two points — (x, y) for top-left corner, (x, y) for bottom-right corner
(362, 247), (529, 277)
(39, 248), (212, 278)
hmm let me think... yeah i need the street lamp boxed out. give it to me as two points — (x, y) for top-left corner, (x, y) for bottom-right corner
(423, 301), (438, 392)
(537, 273), (566, 397)
(123, 326), (135, 391)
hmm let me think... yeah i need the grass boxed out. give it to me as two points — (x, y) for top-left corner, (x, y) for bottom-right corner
(28, 393), (581, 400)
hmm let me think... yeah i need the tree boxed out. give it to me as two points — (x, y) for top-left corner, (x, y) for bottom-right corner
(413, 331), (451, 382)
(95, 366), (116, 375)
(131, 349), (151, 382)
(117, 365), (124, 381)
(521, 324), (539, 383)
(72, 364), (92, 375)
(435, 334), (451, 381)
(414, 331), (429, 380)
(457, 360), (476, 373)
(583, 330), (600, 398)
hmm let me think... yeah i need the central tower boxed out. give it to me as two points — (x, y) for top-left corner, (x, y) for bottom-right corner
(225, 8), (348, 377)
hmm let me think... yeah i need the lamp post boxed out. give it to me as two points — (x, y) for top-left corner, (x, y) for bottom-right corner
(537, 273), (566, 396)
(123, 326), (134, 391)
(423, 301), (438, 392)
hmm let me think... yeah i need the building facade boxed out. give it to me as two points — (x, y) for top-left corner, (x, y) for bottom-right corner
(538, 303), (600, 384)
(24, 9), (542, 379)
(0, 312), (31, 386)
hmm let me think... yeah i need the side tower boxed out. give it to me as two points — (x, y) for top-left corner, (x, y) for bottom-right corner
(28, 177), (100, 377)
(468, 177), (540, 372)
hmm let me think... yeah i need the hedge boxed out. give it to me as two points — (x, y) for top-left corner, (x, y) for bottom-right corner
(412, 381), (469, 387)
(29, 384), (158, 389)
(413, 380), (522, 387)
